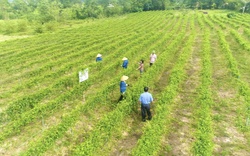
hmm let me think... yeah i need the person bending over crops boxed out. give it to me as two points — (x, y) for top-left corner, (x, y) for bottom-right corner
(118, 75), (129, 102)
(122, 57), (128, 69)
(138, 87), (153, 122)
(96, 54), (102, 62)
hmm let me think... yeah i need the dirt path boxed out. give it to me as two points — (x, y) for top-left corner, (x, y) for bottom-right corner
(105, 63), (178, 156)
(157, 20), (202, 155)
(104, 17), (194, 156)
(0, 35), (31, 42)
(209, 16), (250, 155)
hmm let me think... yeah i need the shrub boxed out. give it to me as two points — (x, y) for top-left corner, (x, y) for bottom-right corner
(227, 12), (235, 18)
(34, 25), (43, 33)
(3, 21), (17, 34)
(45, 22), (57, 31)
(17, 20), (28, 32)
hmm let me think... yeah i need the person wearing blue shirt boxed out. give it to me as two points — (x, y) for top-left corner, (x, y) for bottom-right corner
(96, 54), (102, 62)
(122, 57), (128, 69)
(139, 87), (153, 122)
(118, 75), (129, 102)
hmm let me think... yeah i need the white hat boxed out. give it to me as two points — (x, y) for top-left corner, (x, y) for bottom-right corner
(121, 75), (129, 81)
(152, 50), (155, 53)
(122, 57), (128, 60)
(96, 54), (102, 57)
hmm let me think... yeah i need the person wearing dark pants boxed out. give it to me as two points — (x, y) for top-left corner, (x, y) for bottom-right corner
(138, 87), (153, 122)
(118, 75), (129, 102)
(141, 104), (151, 122)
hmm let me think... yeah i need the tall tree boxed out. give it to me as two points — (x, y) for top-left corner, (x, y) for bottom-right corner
(10, 0), (30, 18)
(0, 0), (10, 19)
(241, 0), (250, 12)
(78, 0), (104, 18)
(60, 0), (82, 8)
(35, 0), (55, 23)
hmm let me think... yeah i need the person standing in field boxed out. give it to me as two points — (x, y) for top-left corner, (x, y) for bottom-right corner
(118, 75), (129, 102)
(137, 60), (144, 74)
(96, 54), (102, 62)
(139, 87), (153, 122)
(149, 50), (157, 66)
(122, 57), (128, 69)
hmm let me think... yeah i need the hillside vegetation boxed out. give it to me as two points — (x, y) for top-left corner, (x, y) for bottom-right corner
(0, 10), (250, 155)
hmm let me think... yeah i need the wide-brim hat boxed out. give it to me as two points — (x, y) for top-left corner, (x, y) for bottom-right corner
(96, 54), (102, 57)
(152, 50), (156, 54)
(121, 75), (129, 81)
(122, 57), (128, 60)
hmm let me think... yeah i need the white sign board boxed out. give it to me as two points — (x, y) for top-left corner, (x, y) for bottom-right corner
(79, 68), (89, 83)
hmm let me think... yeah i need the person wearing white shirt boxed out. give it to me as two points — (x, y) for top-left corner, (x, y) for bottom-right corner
(149, 50), (157, 66)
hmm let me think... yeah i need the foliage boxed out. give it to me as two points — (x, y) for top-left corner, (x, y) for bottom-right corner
(0, 0), (248, 24)
(17, 19), (28, 32)
(227, 12), (236, 18)
(44, 22), (58, 31)
(34, 24), (43, 33)
(1, 20), (17, 34)
(0, 10), (250, 155)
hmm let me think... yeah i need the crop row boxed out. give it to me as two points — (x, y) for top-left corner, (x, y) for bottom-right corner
(245, 28), (250, 38)
(0, 12), (166, 103)
(192, 14), (213, 156)
(211, 15), (250, 51)
(1, 12), (164, 82)
(207, 12), (250, 141)
(0, 13), (158, 79)
(1, 16), (160, 108)
(0, 13), (176, 146)
(0, 11), (157, 59)
(227, 14), (250, 29)
(230, 29), (250, 51)
(2, 13), (170, 122)
(1, 37), (135, 114)
(131, 15), (195, 156)
(208, 16), (240, 78)
(20, 14), (187, 156)
(207, 15), (226, 30)
(0, 12), (160, 73)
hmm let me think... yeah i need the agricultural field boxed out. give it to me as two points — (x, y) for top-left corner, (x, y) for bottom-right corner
(0, 10), (250, 155)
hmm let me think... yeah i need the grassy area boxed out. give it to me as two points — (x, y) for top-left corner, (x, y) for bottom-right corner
(0, 10), (250, 155)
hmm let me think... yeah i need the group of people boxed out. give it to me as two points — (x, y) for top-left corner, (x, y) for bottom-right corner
(119, 75), (153, 122)
(95, 51), (157, 122)
(96, 50), (157, 72)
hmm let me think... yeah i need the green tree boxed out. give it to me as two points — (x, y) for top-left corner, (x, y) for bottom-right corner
(130, 0), (145, 12)
(0, 0), (11, 19)
(224, 0), (242, 10)
(36, 0), (55, 23)
(105, 4), (123, 16)
(152, 0), (166, 10)
(77, 0), (104, 18)
(117, 0), (132, 12)
(60, 0), (82, 8)
(241, 0), (250, 13)
(10, 0), (30, 18)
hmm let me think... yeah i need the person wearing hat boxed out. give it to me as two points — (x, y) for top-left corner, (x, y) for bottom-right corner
(96, 54), (102, 62)
(149, 50), (157, 66)
(138, 87), (153, 122)
(122, 57), (128, 69)
(118, 75), (129, 102)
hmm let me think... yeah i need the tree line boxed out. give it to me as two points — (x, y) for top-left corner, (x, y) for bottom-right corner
(0, 0), (249, 23)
